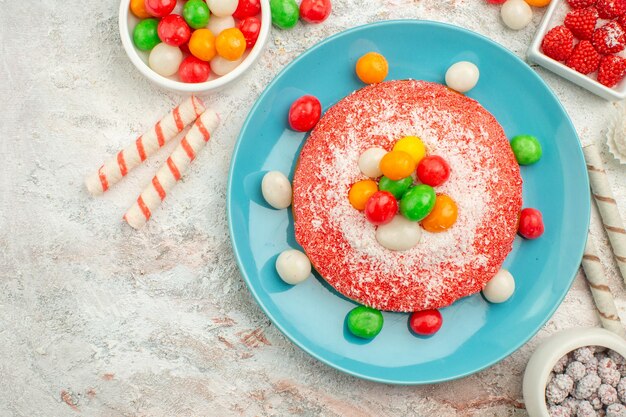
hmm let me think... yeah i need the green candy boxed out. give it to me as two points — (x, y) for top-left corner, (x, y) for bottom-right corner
(133, 18), (161, 51)
(347, 306), (384, 339)
(183, 0), (210, 29)
(399, 184), (436, 221)
(510, 135), (542, 165)
(379, 176), (413, 200)
(270, 0), (299, 29)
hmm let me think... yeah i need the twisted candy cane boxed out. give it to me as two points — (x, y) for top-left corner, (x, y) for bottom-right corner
(85, 96), (206, 195)
(124, 109), (220, 229)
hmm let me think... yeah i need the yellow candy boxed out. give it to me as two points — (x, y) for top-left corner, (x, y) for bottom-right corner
(189, 29), (216, 62)
(421, 194), (458, 232)
(379, 151), (416, 181)
(393, 136), (426, 164)
(348, 180), (378, 210)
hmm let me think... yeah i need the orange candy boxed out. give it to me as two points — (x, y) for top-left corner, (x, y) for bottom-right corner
(130, 0), (152, 19)
(356, 52), (388, 84)
(379, 151), (416, 181)
(421, 194), (458, 232)
(525, 0), (551, 6)
(189, 29), (217, 61)
(216, 28), (246, 61)
(348, 180), (378, 210)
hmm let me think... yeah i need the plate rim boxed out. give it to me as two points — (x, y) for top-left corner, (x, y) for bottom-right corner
(226, 19), (591, 385)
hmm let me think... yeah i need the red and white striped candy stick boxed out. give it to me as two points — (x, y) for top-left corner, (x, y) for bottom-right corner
(124, 109), (220, 229)
(85, 96), (206, 195)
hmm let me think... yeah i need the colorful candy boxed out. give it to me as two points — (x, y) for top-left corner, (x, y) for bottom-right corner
(238, 16), (262, 48)
(375, 215), (422, 251)
(233, 0), (262, 19)
(183, 0), (211, 29)
(378, 176), (412, 200)
(158, 14), (191, 47)
(356, 52), (388, 84)
(358, 147), (386, 178)
(482, 269), (515, 303)
(421, 194), (458, 233)
(393, 136), (426, 164)
(300, 0), (332, 23)
(348, 180), (378, 211)
(149, 43), (183, 76)
(501, 0), (533, 30)
(409, 309), (443, 336)
(510, 134), (542, 165)
(288, 95), (322, 132)
(207, 0), (239, 17)
(346, 306), (384, 339)
(178, 55), (211, 83)
(445, 61), (480, 93)
(416, 155), (450, 187)
(518, 207), (545, 239)
(133, 18), (161, 51)
(130, 0), (152, 19)
(216, 27), (247, 61)
(207, 15), (236, 36)
(144, 0), (176, 18)
(189, 28), (217, 61)
(399, 185), (436, 221)
(364, 191), (398, 225)
(379, 150), (416, 181)
(275, 249), (311, 285)
(270, 0), (300, 29)
(262, 171), (292, 209)
(211, 55), (244, 75)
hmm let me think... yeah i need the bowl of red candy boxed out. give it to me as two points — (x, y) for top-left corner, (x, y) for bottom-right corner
(119, 0), (271, 92)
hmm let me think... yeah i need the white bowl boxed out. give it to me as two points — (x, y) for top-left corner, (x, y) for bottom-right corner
(118, 0), (271, 93)
(523, 327), (626, 417)
(527, 0), (626, 101)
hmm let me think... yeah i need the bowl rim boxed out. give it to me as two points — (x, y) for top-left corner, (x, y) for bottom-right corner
(118, 0), (271, 93)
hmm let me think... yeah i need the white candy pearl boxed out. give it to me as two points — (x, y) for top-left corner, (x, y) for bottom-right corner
(501, 0), (533, 31)
(211, 55), (244, 76)
(482, 269), (515, 303)
(261, 171), (292, 209)
(276, 249), (311, 285)
(375, 215), (422, 251)
(206, 15), (236, 36)
(207, 0), (238, 17)
(148, 43), (183, 77)
(358, 147), (387, 178)
(445, 61), (480, 93)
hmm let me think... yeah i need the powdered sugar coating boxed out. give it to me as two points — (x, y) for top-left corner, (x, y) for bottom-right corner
(599, 384), (619, 406)
(569, 361), (589, 382)
(617, 378), (626, 403)
(578, 400), (598, 417)
(576, 347), (596, 364)
(576, 374), (603, 400)
(607, 403), (626, 417)
(292, 80), (522, 312)
(550, 405), (574, 417)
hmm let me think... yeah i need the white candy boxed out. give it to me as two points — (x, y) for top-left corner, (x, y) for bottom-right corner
(206, 15), (236, 36)
(501, 0), (533, 31)
(261, 171), (292, 209)
(445, 61), (480, 93)
(211, 55), (244, 76)
(375, 215), (422, 251)
(148, 43), (183, 77)
(358, 147), (387, 178)
(207, 0), (238, 17)
(276, 249), (311, 285)
(482, 269), (515, 303)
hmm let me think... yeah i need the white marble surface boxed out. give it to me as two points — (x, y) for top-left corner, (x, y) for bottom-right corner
(2, 0), (626, 415)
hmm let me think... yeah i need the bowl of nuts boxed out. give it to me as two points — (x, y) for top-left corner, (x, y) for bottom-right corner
(524, 327), (626, 417)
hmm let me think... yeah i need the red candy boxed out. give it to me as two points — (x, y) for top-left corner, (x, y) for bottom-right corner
(409, 309), (443, 336)
(416, 155), (450, 187)
(518, 208), (544, 239)
(364, 191), (398, 225)
(288, 95), (322, 132)
(300, 0), (332, 23)
(238, 17), (262, 48)
(158, 14), (191, 47)
(178, 56), (211, 83)
(144, 0), (176, 17)
(233, 0), (262, 19)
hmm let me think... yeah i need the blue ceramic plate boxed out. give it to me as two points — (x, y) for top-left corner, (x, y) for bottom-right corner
(227, 20), (590, 384)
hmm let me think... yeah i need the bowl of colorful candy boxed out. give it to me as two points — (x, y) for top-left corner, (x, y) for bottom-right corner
(523, 327), (626, 416)
(119, 0), (271, 92)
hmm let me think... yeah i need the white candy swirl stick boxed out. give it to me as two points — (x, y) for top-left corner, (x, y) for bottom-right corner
(124, 109), (220, 229)
(85, 96), (206, 195)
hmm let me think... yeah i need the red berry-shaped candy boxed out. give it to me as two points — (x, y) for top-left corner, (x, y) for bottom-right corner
(564, 7), (598, 41)
(567, 0), (597, 8)
(144, 0), (176, 17)
(300, 0), (332, 23)
(409, 309), (443, 336)
(542, 26), (575, 62)
(416, 155), (450, 187)
(238, 17), (262, 48)
(233, 0), (262, 19)
(566, 40), (602, 75)
(598, 55), (626, 87)
(158, 14), (191, 46)
(592, 21), (626, 54)
(518, 208), (544, 239)
(364, 191), (398, 225)
(179, 56), (211, 83)
(288, 95), (322, 132)
(596, 0), (626, 19)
